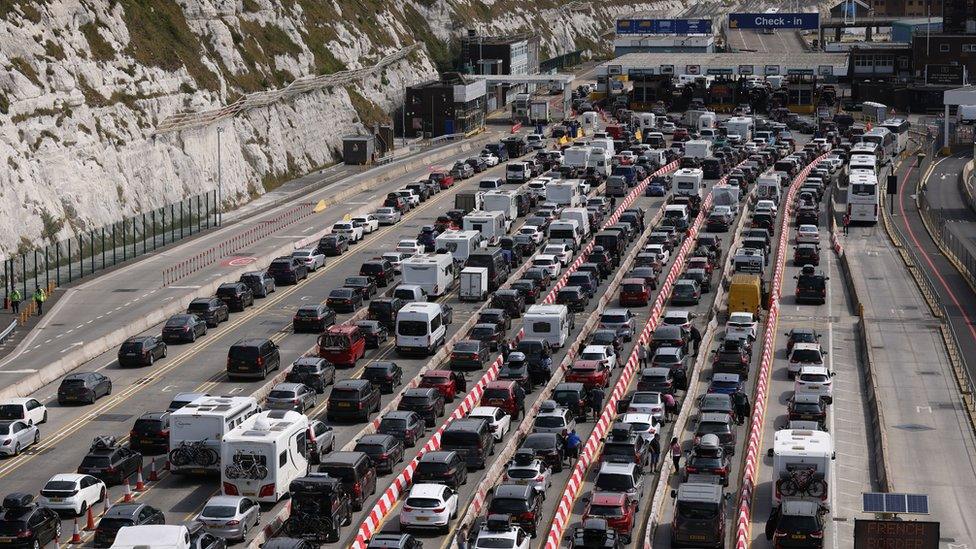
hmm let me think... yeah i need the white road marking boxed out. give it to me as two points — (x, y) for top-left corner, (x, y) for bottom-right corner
(0, 369), (38, 374)
(167, 286), (201, 289)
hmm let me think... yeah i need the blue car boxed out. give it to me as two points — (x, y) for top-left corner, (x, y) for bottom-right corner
(646, 182), (666, 197)
(707, 373), (743, 395)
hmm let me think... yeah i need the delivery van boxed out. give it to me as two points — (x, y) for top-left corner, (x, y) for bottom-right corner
(728, 273), (766, 316)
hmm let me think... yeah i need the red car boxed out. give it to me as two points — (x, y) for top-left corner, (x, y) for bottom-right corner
(619, 278), (650, 307)
(583, 492), (637, 542)
(565, 360), (610, 390)
(419, 370), (466, 403)
(429, 170), (454, 189)
(317, 324), (366, 367)
(673, 128), (690, 142)
(480, 380), (520, 418)
(434, 215), (460, 233)
(686, 256), (714, 275)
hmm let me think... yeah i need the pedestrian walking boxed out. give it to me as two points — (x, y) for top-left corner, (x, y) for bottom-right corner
(649, 434), (661, 472)
(669, 437), (681, 472)
(565, 429), (582, 462)
(32, 286), (45, 316)
(689, 324), (702, 356)
(637, 343), (649, 368)
(588, 386), (605, 421)
(673, 367), (688, 392)
(501, 338), (511, 361)
(610, 195), (617, 211)
(514, 383), (526, 419)
(9, 288), (20, 314)
(663, 392), (677, 422)
(843, 212), (851, 235)
(457, 525), (470, 549)
(733, 390), (751, 426)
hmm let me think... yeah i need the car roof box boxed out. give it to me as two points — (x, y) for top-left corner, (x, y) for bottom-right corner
(3, 493), (33, 509)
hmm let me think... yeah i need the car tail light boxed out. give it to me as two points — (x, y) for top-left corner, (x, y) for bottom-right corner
(106, 466), (116, 473)
(257, 357), (264, 367)
(520, 511), (536, 520)
(810, 530), (824, 539)
(259, 484), (275, 498)
(223, 482), (239, 495)
(686, 466), (698, 473)
(432, 507), (446, 513)
(225, 520), (240, 526)
(16, 530), (32, 538)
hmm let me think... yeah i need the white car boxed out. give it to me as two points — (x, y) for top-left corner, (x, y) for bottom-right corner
(519, 226), (545, 245)
(291, 249), (326, 271)
(395, 189), (420, 208)
(468, 406), (511, 441)
(0, 420), (38, 456)
(580, 345), (617, 370)
(542, 244), (572, 266)
(795, 365), (834, 403)
(531, 254), (561, 277)
(796, 224), (820, 245)
(660, 121), (676, 134)
(661, 310), (693, 335)
(618, 412), (661, 440)
(526, 134), (545, 149)
(725, 311), (757, 342)
(332, 221), (363, 242)
(0, 398), (48, 425)
(627, 391), (664, 421)
(480, 152), (500, 167)
(643, 244), (670, 266)
(375, 207), (402, 225)
(382, 252), (409, 272)
(787, 342), (826, 379)
(401, 483), (458, 531)
(502, 456), (552, 494)
(395, 239), (423, 256)
(38, 473), (106, 516)
(755, 199), (778, 214)
(351, 215), (379, 234)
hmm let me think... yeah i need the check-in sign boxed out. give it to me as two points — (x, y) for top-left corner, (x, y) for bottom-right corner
(728, 12), (820, 30)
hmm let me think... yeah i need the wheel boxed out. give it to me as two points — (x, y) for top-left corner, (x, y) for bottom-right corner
(41, 411), (47, 424)
(189, 332), (197, 343)
(33, 431), (39, 445)
(54, 521), (61, 542)
(148, 354), (154, 366)
(98, 488), (106, 502)
(161, 347), (167, 358)
(79, 501), (88, 518)
(13, 443), (19, 456)
(241, 524), (248, 541)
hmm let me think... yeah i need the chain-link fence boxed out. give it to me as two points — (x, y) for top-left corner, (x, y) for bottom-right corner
(2, 190), (218, 302)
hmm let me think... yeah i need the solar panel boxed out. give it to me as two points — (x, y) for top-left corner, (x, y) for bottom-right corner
(906, 494), (930, 514)
(885, 493), (908, 513)
(863, 493), (886, 513)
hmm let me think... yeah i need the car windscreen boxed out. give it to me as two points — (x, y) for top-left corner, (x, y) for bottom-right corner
(677, 501), (719, 519)
(120, 341), (146, 353)
(595, 472), (634, 491)
(229, 346), (259, 361)
(317, 465), (354, 481)
(329, 389), (359, 401)
(521, 436), (555, 450)
(400, 396), (431, 407)
(489, 498), (529, 514)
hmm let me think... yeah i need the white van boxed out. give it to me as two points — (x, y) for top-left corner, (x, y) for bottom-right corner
(757, 173), (782, 204)
(396, 302), (450, 355)
(587, 148), (611, 177)
(523, 305), (572, 348)
(110, 525), (191, 549)
(401, 252), (456, 297)
(672, 168), (705, 199)
(506, 162), (532, 184)
(220, 410), (309, 503)
(559, 208), (592, 238)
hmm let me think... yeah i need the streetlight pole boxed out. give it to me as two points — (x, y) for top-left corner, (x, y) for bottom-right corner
(216, 126), (223, 226)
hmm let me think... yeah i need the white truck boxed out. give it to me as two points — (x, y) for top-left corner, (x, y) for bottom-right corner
(546, 180), (584, 207)
(401, 252), (457, 297)
(530, 100), (550, 124)
(463, 210), (509, 244)
(772, 429), (833, 507)
(563, 146), (592, 172)
(559, 208), (592, 238)
(435, 230), (485, 262)
(672, 168), (705, 199)
(523, 304), (572, 348)
(684, 140), (712, 159)
(459, 267), (489, 302)
(725, 116), (754, 142)
(482, 190), (519, 222)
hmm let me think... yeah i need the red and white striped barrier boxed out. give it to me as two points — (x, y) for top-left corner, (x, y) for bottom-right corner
(733, 154), (828, 549)
(511, 122), (523, 134)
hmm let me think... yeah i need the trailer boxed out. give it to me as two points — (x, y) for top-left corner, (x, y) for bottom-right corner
(169, 396), (260, 475)
(463, 210), (509, 244)
(772, 429), (832, 507)
(530, 100), (550, 124)
(482, 190), (519, 222)
(684, 140), (712, 160)
(546, 180), (584, 207)
(455, 191), (483, 213)
(221, 410), (309, 503)
(563, 146), (591, 172)
(435, 230), (485, 262)
(401, 252), (457, 297)
(725, 116), (754, 142)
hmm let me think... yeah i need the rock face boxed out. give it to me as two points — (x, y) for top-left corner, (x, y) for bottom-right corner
(0, 0), (682, 257)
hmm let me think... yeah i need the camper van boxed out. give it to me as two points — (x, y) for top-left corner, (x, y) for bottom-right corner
(772, 429), (833, 506)
(396, 302), (451, 355)
(587, 148), (611, 178)
(523, 305), (572, 348)
(435, 230), (485, 262)
(673, 168), (705, 199)
(546, 180), (584, 207)
(637, 112), (656, 131)
(482, 190), (520, 222)
(463, 210), (509, 244)
(169, 396), (260, 474)
(725, 116), (754, 142)
(563, 146), (592, 172)
(220, 410), (310, 503)
(401, 253), (456, 297)
(684, 140), (712, 160)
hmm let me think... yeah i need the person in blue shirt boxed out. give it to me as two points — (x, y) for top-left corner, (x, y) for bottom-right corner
(565, 429), (582, 462)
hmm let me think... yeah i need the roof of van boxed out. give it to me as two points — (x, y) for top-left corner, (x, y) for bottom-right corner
(774, 429), (832, 453)
(399, 302), (444, 314)
(111, 525), (189, 548)
(526, 304), (568, 315)
(170, 396), (257, 416)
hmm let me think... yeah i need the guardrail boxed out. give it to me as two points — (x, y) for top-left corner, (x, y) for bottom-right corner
(0, 320), (15, 344)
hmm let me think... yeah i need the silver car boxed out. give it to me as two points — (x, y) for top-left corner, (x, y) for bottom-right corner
(0, 420), (39, 456)
(291, 249), (326, 271)
(195, 495), (260, 541)
(599, 308), (637, 341)
(375, 207), (402, 225)
(265, 383), (316, 413)
(306, 420), (335, 464)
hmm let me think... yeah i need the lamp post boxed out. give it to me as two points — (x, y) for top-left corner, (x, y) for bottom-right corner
(216, 126), (223, 226)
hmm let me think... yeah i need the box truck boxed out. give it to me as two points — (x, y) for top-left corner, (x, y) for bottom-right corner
(455, 191), (483, 213)
(530, 100), (550, 124)
(459, 267), (489, 302)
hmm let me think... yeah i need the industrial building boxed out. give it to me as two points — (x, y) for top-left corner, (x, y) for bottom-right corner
(597, 52), (849, 79)
(459, 31), (541, 75)
(403, 73), (486, 138)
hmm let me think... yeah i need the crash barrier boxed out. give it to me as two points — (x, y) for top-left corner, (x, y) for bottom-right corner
(545, 188), (714, 549)
(511, 122), (523, 134)
(0, 319), (15, 344)
(162, 202), (316, 285)
(733, 154), (828, 549)
(348, 160), (681, 549)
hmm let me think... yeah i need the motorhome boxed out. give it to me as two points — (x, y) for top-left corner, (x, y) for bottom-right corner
(637, 112), (656, 131)
(435, 230), (485, 262)
(725, 116), (754, 142)
(672, 168), (705, 199)
(169, 396), (260, 474)
(684, 140), (712, 160)
(401, 252), (457, 297)
(563, 146), (591, 172)
(589, 137), (615, 158)
(582, 111), (599, 131)
(396, 302), (450, 355)
(221, 410), (310, 503)
(482, 190), (520, 223)
(698, 112), (716, 130)
(523, 305), (572, 348)
(772, 429), (832, 506)
(109, 525), (192, 549)
(546, 180), (584, 207)
(463, 210), (509, 243)
(587, 148), (611, 178)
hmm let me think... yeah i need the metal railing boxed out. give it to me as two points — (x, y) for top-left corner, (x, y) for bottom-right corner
(918, 190), (976, 291)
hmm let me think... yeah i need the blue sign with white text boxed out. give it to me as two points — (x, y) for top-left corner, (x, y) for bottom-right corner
(728, 12), (820, 30)
(616, 18), (713, 35)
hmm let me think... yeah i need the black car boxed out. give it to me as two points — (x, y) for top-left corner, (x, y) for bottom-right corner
(0, 494), (61, 549)
(128, 412), (170, 455)
(397, 388), (445, 427)
(93, 503), (165, 548)
(285, 357), (336, 393)
(795, 265), (828, 304)
(491, 289), (526, 319)
(510, 279), (542, 304)
(354, 320), (389, 348)
(353, 434), (404, 475)
(317, 234), (349, 256)
(58, 372), (112, 405)
(468, 323), (505, 352)
(377, 411), (426, 447)
(478, 309), (512, 332)
(293, 304), (336, 333)
(450, 340), (490, 370)
(343, 276), (377, 301)
(523, 267), (552, 289)
(588, 329), (623, 355)
(360, 260), (396, 287)
(186, 297), (229, 328)
(367, 298), (405, 330)
(215, 282), (255, 312)
(78, 439), (141, 485)
(498, 359), (533, 393)
(488, 484), (544, 538)
(326, 288), (363, 313)
(362, 361), (403, 393)
(519, 433), (564, 472)
(600, 424), (650, 472)
(238, 271), (275, 298)
(465, 156), (487, 173)
(556, 286), (589, 312)
(326, 380), (381, 423)
(161, 314), (208, 343)
(268, 256), (309, 284)
(117, 336), (167, 367)
(414, 451), (467, 489)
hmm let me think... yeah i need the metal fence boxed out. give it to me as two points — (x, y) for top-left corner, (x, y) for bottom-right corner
(918, 189), (976, 291)
(2, 190), (218, 301)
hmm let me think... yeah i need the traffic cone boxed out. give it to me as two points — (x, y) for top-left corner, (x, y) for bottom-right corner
(148, 460), (159, 482)
(85, 506), (96, 531)
(163, 458), (170, 471)
(70, 519), (82, 544)
(135, 466), (146, 491)
(102, 496), (112, 516)
(123, 481), (133, 502)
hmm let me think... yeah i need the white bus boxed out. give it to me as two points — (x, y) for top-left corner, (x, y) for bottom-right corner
(169, 396), (260, 474)
(859, 127), (895, 159)
(221, 410), (309, 503)
(847, 171), (880, 225)
(879, 117), (911, 155)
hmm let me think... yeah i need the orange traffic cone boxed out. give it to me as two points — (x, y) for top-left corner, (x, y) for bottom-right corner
(163, 458), (170, 471)
(70, 519), (82, 544)
(135, 466), (146, 491)
(85, 506), (96, 531)
(148, 460), (159, 482)
(123, 481), (133, 502)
